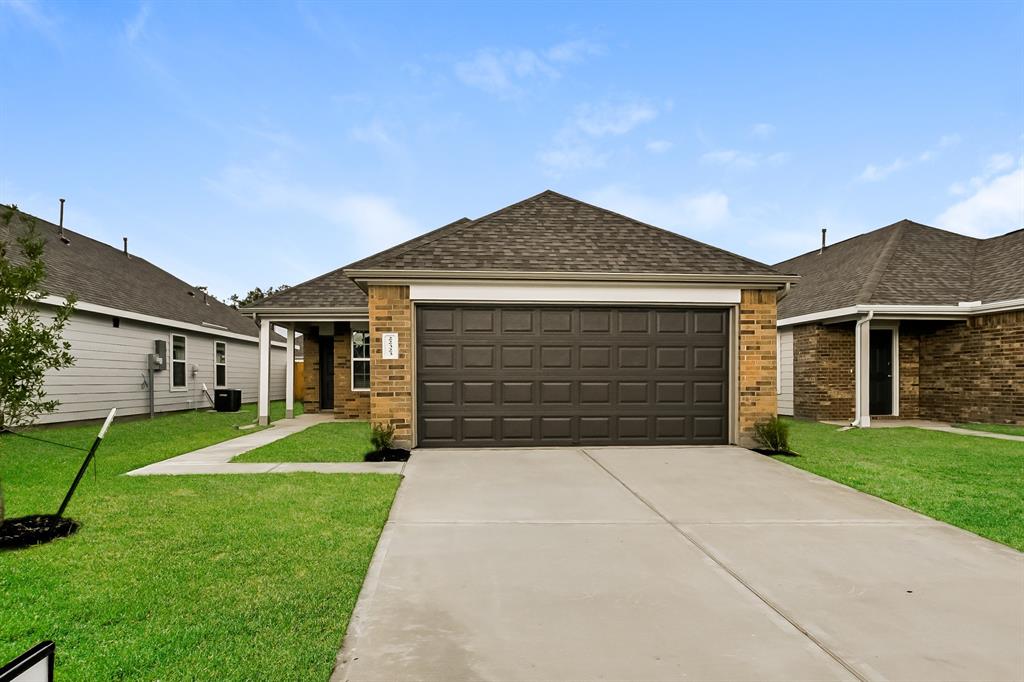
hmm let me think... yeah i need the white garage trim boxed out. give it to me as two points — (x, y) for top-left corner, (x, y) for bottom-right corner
(409, 282), (742, 305)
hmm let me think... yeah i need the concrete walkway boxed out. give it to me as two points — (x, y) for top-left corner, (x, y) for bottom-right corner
(334, 446), (1023, 682)
(126, 413), (403, 476)
(825, 418), (1024, 442)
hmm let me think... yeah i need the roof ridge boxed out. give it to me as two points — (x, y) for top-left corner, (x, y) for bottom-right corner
(346, 190), (565, 271)
(543, 190), (780, 273)
(856, 220), (905, 305)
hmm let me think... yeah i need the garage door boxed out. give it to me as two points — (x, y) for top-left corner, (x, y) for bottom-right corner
(416, 305), (731, 447)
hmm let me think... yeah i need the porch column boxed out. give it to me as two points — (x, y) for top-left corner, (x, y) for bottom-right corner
(285, 324), (295, 419)
(854, 314), (872, 427)
(257, 317), (271, 426)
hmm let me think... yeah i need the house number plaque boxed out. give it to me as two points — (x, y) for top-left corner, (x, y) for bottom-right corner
(381, 333), (399, 360)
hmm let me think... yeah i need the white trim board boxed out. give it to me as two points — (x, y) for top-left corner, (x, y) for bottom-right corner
(38, 295), (287, 346)
(409, 282), (742, 304)
(777, 298), (1024, 327)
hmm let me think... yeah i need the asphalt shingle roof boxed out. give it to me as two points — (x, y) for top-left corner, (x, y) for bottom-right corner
(774, 219), (1024, 320)
(2, 206), (264, 338)
(346, 190), (782, 275)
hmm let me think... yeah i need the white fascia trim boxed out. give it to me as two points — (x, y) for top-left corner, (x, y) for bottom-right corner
(409, 281), (741, 304)
(38, 295), (287, 347)
(777, 298), (1024, 327)
(347, 269), (798, 286)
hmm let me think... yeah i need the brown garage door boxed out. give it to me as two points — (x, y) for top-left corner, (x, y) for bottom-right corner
(416, 305), (730, 447)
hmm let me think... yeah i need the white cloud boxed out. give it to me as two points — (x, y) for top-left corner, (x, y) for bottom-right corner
(349, 119), (399, 153)
(646, 139), (673, 154)
(586, 185), (731, 231)
(937, 160), (1023, 236)
(538, 143), (607, 174)
(1, 0), (60, 43)
(123, 2), (151, 43)
(948, 153), (1017, 196)
(859, 158), (907, 182)
(751, 123), (775, 138)
(207, 164), (419, 252)
(701, 149), (788, 169)
(573, 101), (657, 137)
(454, 39), (602, 98)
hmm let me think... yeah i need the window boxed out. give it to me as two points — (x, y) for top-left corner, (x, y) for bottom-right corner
(215, 341), (227, 387)
(351, 326), (370, 391)
(171, 334), (187, 390)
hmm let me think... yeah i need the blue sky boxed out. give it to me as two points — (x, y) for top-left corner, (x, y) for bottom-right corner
(2, 1), (1022, 299)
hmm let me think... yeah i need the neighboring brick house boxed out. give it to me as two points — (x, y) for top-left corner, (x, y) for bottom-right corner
(775, 220), (1023, 426)
(247, 191), (796, 447)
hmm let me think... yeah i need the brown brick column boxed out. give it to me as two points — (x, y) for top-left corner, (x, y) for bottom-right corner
(793, 322), (856, 421)
(368, 285), (414, 447)
(333, 324), (371, 420)
(302, 334), (320, 413)
(898, 328), (921, 418)
(737, 289), (778, 446)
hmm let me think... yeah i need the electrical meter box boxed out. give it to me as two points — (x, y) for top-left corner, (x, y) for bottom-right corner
(151, 339), (167, 371)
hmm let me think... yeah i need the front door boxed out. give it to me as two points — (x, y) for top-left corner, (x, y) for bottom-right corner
(869, 329), (893, 415)
(319, 335), (335, 411)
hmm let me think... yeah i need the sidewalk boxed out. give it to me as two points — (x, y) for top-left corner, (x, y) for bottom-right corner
(126, 413), (404, 476)
(824, 418), (1024, 442)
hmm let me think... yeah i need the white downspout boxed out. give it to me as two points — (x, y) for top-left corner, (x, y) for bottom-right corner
(852, 310), (874, 427)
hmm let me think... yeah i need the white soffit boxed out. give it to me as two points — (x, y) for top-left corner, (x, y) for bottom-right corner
(409, 282), (742, 304)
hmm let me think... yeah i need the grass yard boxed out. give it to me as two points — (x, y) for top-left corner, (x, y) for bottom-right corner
(954, 422), (1024, 437)
(234, 421), (372, 463)
(774, 419), (1024, 551)
(0, 402), (400, 681)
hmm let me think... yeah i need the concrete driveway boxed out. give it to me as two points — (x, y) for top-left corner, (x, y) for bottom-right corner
(333, 446), (1024, 682)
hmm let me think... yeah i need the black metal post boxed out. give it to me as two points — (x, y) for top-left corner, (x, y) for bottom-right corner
(56, 408), (115, 518)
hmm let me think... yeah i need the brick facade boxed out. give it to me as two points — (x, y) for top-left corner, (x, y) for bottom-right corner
(737, 289), (778, 446)
(302, 334), (320, 413)
(917, 312), (1024, 424)
(368, 285), (414, 448)
(897, 330), (921, 418)
(792, 322), (856, 421)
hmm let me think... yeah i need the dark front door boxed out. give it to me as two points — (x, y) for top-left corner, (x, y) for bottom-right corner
(319, 335), (335, 411)
(869, 328), (893, 415)
(416, 305), (731, 447)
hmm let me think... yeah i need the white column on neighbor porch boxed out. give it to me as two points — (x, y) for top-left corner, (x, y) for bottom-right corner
(854, 314), (872, 428)
(285, 324), (295, 419)
(257, 317), (271, 426)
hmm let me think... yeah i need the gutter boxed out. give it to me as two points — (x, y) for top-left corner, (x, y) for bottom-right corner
(777, 297), (1024, 327)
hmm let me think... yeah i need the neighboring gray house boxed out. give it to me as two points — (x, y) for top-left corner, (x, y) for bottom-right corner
(1, 206), (288, 424)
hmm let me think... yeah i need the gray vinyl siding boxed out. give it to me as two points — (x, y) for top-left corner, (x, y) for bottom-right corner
(778, 327), (794, 416)
(35, 307), (287, 424)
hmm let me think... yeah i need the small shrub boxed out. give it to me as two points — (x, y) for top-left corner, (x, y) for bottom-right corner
(753, 417), (790, 453)
(370, 422), (395, 451)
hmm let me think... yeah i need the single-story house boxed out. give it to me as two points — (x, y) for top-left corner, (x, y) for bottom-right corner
(775, 220), (1023, 426)
(1, 205), (289, 424)
(247, 190), (796, 447)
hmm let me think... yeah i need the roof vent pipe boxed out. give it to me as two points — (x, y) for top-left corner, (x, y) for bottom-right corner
(123, 237), (129, 256)
(58, 198), (70, 244)
(820, 227), (827, 254)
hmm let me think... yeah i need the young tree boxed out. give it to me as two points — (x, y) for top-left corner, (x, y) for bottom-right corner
(0, 206), (76, 523)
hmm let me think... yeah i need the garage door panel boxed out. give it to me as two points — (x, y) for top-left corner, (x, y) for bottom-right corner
(417, 305), (730, 447)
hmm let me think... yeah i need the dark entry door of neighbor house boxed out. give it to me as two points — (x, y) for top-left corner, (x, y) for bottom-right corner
(869, 328), (893, 415)
(319, 335), (334, 411)
(416, 305), (731, 447)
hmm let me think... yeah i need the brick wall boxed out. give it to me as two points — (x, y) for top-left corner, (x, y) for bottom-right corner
(368, 285), (414, 447)
(737, 289), (778, 446)
(792, 322), (855, 421)
(897, 328), (921, 418)
(302, 334), (320, 413)
(333, 324), (371, 420)
(919, 311), (1024, 424)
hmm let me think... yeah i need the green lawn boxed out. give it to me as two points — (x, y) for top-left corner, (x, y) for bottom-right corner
(0, 402), (400, 680)
(773, 419), (1024, 551)
(234, 422), (372, 463)
(954, 422), (1024, 437)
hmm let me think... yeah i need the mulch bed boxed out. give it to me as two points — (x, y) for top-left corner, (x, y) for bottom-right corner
(364, 448), (411, 462)
(0, 514), (80, 551)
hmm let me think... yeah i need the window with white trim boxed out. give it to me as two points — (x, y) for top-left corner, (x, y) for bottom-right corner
(351, 325), (370, 391)
(215, 341), (227, 388)
(171, 334), (187, 390)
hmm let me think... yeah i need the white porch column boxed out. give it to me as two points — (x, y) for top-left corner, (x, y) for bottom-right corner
(257, 317), (271, 426)
(854, 313), (872, 427)
(285, 324), (295, 419)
